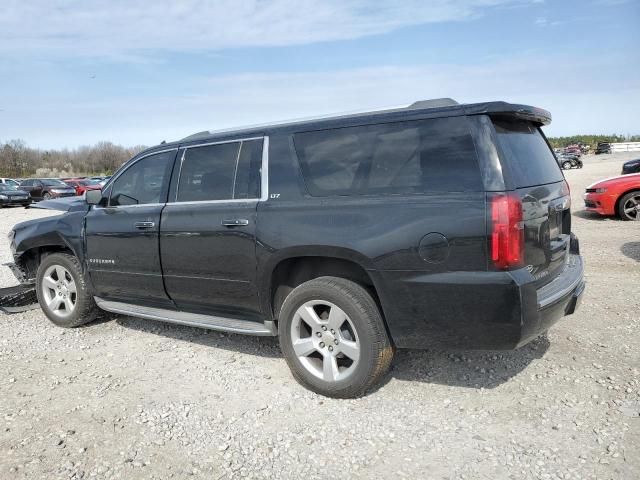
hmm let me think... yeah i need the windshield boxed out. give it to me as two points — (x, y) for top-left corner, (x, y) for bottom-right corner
(0, 185), (19, 192)
(42, 179), (68, 187)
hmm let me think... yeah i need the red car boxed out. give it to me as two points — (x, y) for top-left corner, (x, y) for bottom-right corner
(584, 173), (640, 220)
(63, 179), (102, 196)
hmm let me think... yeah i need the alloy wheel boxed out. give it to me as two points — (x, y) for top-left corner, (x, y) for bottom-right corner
(290, 300), (360, 382)
(622, 194), (640, 220)
(41, 265), (77, 318)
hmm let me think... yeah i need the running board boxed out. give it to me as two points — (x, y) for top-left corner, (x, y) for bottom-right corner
(94, 297), (276, 336)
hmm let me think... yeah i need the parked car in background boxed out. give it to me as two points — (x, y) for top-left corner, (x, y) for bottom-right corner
(621, 158), (640, 175)
(595, 142), (611, 155)
(0, 184), (32, 207)
(564, 145), (582, 156)
(557, 153), (583, 170)
(0, 178), (20, 187)
(63, 178), (103, 196)
(584, 173), (640, 220)
(7, 99), (585, 398)
(19, 178), (77, 201)
(90, 176), (112, 186)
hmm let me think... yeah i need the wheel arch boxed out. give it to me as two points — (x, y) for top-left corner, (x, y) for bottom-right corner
(263, 249), (384, 318)
(614, 187), (640, 218)
(14, 235), (81, 283)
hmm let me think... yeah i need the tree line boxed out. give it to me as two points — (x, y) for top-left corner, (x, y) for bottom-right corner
(0, 139), (146, 179)
(547, 134), (640, 149)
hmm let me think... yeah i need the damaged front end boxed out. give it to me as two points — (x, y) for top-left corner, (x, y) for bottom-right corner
(2, 197), (89, 313)
(0, 284), (39, 313)
(2, 231), (40, 313)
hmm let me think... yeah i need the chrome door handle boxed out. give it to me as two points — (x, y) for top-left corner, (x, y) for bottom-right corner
(134, 221), (155, 229)
(222, 219), (249, 227)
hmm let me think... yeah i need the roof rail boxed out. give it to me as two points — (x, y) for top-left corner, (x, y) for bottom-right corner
(180, 98), (461, 142)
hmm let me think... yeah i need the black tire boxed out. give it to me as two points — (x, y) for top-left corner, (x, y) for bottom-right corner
(617, 191), (640, 221)
(278, 276), (394, 398)
(562, 161), (572, 170)
(36, 253), (99, 327)
(43, 192), (51, 200)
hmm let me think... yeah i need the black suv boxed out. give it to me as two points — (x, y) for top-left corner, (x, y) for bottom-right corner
(8, 99), (585, 398)
(595, 142), (611, 155)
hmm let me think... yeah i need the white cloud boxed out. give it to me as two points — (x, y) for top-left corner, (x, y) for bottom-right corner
(0, 0), (514, 56)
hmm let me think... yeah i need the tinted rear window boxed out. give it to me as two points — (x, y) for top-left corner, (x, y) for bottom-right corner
(493, 119), (563, 188)
(294, 116), (482, 196)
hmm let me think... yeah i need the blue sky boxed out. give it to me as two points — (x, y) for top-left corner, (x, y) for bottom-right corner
(1, 0), (638, 149)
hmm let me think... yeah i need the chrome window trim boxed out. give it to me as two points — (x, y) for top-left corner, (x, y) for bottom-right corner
(165, 199), (259, 206)
(172, 136), (269, 204)
(174, 148), (187, 202)
(99, 202), (166, 210)
(260, 136), (269, 202)
(93, 147), (179, 210)
(231, 141), (243, 199)
(102, 147), (178, 192)
(182, 136), (264, 149)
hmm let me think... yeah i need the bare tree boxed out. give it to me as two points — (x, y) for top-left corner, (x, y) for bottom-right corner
(0, 139), (148, 178)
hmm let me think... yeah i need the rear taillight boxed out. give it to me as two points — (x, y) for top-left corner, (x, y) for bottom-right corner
(489, 193), (524, 270)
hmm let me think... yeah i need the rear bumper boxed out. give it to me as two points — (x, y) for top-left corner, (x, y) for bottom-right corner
(374, 250), (585, 350)
(516, 253), (585, 348)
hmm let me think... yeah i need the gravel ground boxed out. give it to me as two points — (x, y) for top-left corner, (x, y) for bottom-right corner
(1, 153), (639, 480)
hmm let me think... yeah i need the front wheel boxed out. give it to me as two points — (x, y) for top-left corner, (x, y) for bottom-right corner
(36, 253), (99, 327)
(618, 191), (640, 221)
(562, 161), (572, 170)
(278, 276), (394, 398)
(43, 192), (51, 200)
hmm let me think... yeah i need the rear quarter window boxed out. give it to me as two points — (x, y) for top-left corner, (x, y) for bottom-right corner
(293, 116), (482, 196)
(493, 119), (564, 188)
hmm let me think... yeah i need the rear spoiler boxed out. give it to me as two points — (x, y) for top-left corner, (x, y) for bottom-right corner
(463, 102), (552, 126)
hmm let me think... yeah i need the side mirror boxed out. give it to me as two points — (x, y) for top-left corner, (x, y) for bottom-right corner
(85, 189), (103, 205)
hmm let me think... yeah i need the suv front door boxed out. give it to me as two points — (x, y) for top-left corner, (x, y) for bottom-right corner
(84, 149), (177, 307)
(160, 137), (265, 320)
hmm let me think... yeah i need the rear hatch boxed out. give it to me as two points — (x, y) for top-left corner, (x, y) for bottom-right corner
(492, 118), (571, 287)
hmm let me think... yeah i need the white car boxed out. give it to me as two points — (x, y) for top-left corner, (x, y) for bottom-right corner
(0, 178), (20, 187)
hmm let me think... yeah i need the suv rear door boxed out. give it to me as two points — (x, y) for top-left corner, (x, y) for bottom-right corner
(159, 137), (265, 320)
(492, 118), (570, 284)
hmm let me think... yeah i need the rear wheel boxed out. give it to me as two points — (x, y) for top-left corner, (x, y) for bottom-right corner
(618, 191), (640, 221)
(561, 161), (572, 170)
(36, 253), (99, 327)
(278, 276), (394, 398)
(43, 192), (51, 200)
